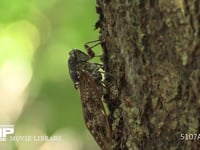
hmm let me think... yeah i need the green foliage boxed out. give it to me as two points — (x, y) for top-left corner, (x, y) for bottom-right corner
(0, 0), (100, 149)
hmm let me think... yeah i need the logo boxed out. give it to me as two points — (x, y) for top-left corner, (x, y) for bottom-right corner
(0, 125), (14, 141)
(0, 125), (62, 142)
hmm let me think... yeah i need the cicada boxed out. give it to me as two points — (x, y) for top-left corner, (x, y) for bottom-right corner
(68, 40), (112, 150)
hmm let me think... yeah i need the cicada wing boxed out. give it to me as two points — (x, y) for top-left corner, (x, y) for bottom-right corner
(79, 71), (112, 150)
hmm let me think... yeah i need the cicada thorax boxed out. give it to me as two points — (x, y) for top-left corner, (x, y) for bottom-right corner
(68, 49), (104, 91)
(68, 40), (103, 86)
(68, 49), (91, 84)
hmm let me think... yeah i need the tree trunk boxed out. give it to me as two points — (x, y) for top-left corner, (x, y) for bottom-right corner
(96, 0), (200, 149)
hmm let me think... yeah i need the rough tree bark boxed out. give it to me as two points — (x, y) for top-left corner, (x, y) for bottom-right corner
(96, 0), (200, 149)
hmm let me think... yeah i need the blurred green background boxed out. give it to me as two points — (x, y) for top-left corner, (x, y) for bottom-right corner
(0, 0), (100, 149)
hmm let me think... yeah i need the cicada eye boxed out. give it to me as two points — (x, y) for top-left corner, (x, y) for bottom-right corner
(69, 50), (76, 58)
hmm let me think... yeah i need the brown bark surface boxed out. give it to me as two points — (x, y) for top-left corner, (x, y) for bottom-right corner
(96, 0), (200, 149)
